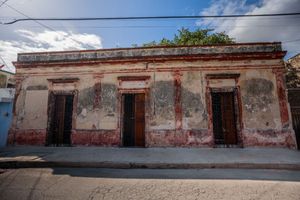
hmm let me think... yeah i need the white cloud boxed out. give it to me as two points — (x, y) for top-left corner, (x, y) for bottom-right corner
(197, 0), (300, 58)
(0, 30), (102, 72)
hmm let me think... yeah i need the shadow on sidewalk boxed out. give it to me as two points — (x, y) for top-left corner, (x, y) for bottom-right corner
(51, 168), (300, 182)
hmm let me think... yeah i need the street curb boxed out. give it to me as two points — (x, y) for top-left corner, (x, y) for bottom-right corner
(1, 161), (300, 170)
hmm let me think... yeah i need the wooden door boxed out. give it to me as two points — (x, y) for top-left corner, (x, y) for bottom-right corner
(53, 95), (66, 145)
(134, 93), (145, 147)
(63, 95), (74, 144)
(49, 95), (73, 146)
(221, 92), (237, 145)
(212, 92), (237, 146)
(212, 93), (224, 144)
(291, 108), (300, 149)
(288, 89), (300, 150)
(123, 94), (135, 146)
(122, 93), (145, 147)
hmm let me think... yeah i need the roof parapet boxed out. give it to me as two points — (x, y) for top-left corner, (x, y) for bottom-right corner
(16, 42), (283, 64)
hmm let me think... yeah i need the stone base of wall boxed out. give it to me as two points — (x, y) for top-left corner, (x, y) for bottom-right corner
(71, 130), (120, 146)
(146, 129), (213, 147)
(242, 129), (297, 149)
(6, 128), (297, 149)
(7, 129), (46, 145)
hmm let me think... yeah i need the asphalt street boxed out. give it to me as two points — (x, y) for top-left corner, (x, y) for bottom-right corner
(0, 168), (300, 200)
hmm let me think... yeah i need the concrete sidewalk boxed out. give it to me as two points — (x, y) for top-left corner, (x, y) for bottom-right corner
(0, 147), (300, 170)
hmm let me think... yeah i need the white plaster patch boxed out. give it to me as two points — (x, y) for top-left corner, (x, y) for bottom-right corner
(80, 108), (87, 117)
(120, 81), (147, 89)
(52, 83), (76, 91)
(149, 120), (175, 130)
(21, 90), (48, 129)
(209, 79), (236, 88)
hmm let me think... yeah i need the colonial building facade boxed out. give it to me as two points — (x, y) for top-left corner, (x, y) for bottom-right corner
(8, 42), (297, 148)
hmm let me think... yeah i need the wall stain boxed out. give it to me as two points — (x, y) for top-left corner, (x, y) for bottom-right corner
(77, 87), (94, 115)
(242, 78), (274, 112)
(100, 83), (117, 115)
(150, 81), (174, 120)
(77, 84), (117, 116)
(26, 85), (48, 90)
(182, 88), (204, 118)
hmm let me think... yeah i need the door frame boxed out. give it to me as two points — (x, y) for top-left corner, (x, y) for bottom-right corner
(46, 90), (78, 146)
(206, 87), (243, 147)
(118, 88), (149, 147)
(288, 88), (300, 150)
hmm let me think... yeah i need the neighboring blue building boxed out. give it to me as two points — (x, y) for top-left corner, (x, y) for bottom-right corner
(0, 69), (15, 147)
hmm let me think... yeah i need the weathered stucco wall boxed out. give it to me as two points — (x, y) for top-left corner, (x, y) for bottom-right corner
(239, 70), (296, 148)
(22, 90), (48, 129)
(149, 72), (175, 130)
(240, 70), (281, 130)
(182, 71), (207, 130)
(13, 76), (49, 130)
(9, 43), (297, 148)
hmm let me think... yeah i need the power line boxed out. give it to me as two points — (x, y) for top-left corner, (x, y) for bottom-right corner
(18, 23), (300, 29)
(3, 2), (56, 31)
(3, 12), (300, 25)
(0, 0), (8, 8)
(1, 1), (83, 45)
(2, 15), (300, 23)
(283, 38), (300, 43)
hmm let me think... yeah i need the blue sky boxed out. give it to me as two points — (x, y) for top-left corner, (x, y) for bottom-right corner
(1, 0), (300, 72)
(1, 0), (211, 47)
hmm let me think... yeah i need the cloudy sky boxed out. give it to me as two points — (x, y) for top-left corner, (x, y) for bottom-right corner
(0, 0), (300, 72)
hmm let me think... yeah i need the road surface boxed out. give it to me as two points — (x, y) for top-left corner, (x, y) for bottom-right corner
(0, 168), (299, 200)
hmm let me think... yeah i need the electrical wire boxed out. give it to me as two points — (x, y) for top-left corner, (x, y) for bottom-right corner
(17, 24), (300, 29)
(283, 38), (300, 43)
(1, 1), (84, 45)
(3, 12), (300, 25)
(0, 0), (8, 8)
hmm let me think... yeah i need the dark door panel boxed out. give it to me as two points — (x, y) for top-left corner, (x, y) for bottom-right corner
(135, 93), (145, 147)
(212, 93), (224, 144)
(221, 92), (237, 145)
(291, 109), (300, 149)
(54, 95), (65, 145)
(288, 89), (300, 150)
(48, 94), (73, 146)
(123, 94), (135, 146)
(122, 93), (145, 147)
(63, 95), (74, 144)
(212, 91), (237, 146)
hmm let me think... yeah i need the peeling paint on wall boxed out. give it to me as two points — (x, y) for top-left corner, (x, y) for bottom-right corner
(181, 71), (207, 129)
(76, 83), (118, 130)
(182, 88), (203, 117)
(77, 87), (94, 115)
(100, 83), (117, 116)
(15, 89), (26, 129)
(241, 77), (281, 129)
(9, 43), (297, 148)
(147, 129), (213, 147)
(242, 78), (274, 112)
(149, 81), (175, 129)
(182, 88), (207, 129)
(151, 81), (174, 119)
(26, 85), (48, 90)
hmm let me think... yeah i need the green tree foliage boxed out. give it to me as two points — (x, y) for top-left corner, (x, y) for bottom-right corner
(285, 62), (300, 88)
(143, 28), (235, 47)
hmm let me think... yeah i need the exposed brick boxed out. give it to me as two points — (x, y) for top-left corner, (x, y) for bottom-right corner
(71, 130), (120, 146)
(7, 129), (46, 145)
(242, 129), (297, 149)
(146, 130), (213, 147)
